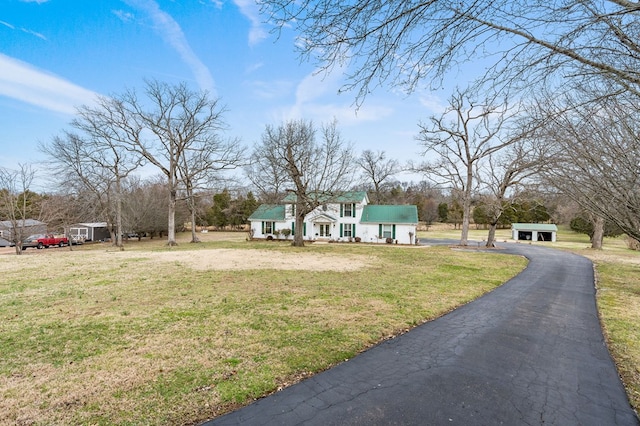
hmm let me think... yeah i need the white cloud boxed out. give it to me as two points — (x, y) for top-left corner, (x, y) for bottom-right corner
(232, 0), (267, 46)
(249, 79), (292, 100)
(125, 0), (215, 93)
(245, 61), (264, 74)
(275, 67), (393, 125)
(112, 9), (135, 23)
(418, 92), (446, 114)
(0, 53), (99, 114)
(20, 27), (46, 40)
(0, 20), (46, 40)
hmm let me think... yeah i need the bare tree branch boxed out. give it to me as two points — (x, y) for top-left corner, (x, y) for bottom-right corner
(246, 119), (354, 247)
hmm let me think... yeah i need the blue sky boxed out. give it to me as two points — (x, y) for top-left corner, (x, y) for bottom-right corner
(1, 0), (452, 189)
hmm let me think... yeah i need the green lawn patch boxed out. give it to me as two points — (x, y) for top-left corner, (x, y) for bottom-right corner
(0, 233), (525, 425)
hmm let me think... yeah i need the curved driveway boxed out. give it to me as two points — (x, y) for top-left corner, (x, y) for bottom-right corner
(204, 242), (639, 425)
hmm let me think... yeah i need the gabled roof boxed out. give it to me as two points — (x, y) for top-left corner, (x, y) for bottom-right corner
(308, 212), (338, 223)
(0, 219), (45, 228)
(248, 204), (286, 221)
(73, 222), (108, 228)
(511, 223), (558, 231)
(360, 205), (419, 224)
(282, 191), (368, 204)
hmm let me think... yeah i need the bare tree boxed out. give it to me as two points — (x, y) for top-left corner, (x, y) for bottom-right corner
(260, 0), (640, 105)
(122, 176), (171, 239)
(356, 150), (400, 204)
(42, 102), (144, 250)
(39, 192), (87, 250)
(123, 80), (243, 246)
(43, 135), (112, 244)
(479, 138), (549, 247)
(0, 164), (37, 254)
(68, 80), (241, 246)
(244, 142), (291, 204)
(534, 90), (640, 242)
(247, 119), (354, 247)
(416, 89), (517, 246)
(177, 132), (245, 243)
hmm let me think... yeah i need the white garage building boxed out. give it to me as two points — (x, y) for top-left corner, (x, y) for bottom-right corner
(511, 223), (558, 242)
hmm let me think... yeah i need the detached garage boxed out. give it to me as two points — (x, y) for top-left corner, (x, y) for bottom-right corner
(512, 223), (557, 242)
(69, 222), (110, 242)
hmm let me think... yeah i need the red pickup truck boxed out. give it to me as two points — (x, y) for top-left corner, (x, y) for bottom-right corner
(22, 234), (69, 250)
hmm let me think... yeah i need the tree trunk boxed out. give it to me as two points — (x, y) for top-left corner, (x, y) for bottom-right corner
(591, 216), (604, 250)
(486, 222), (498, 248)
(115, 175), (124, 251)
(460, 171), (473, 246)
(293, 208), (305, 247)
(190, 207), (200, 243)
(167, 189), (178, 246)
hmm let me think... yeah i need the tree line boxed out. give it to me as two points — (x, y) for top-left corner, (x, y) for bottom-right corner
(2, 0), (639, 251)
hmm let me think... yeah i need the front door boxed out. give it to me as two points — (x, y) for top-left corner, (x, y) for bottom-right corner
(319, 224), (331, 237)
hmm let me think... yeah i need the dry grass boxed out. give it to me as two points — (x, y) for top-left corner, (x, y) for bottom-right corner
(568, 234), (640, 412)
(0, 232), (527, 425)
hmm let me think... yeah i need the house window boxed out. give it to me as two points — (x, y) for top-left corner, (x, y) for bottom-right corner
(341, 203), (355, 217)
(382, 224), (393, 238)
(322, 204), (328, 211)
(340, 223), (355, 238)
(264, 221), (275, 234)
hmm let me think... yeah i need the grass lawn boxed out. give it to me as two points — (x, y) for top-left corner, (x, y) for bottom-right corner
(0, 232), (527, 425)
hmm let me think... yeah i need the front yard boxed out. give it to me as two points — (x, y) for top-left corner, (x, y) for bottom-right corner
(0, 232), (527, 425)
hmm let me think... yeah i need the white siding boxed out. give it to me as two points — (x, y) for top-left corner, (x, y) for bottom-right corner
(251, 196), (417, 244)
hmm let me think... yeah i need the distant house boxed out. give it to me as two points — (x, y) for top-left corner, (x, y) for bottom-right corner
(0, 219), (47, 243)
(69, 222), (110, 242)
(248, 191), (419, 245)
(511, 223), (557, 242)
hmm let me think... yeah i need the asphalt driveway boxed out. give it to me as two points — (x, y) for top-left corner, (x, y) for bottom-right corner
(203, 242), (639, 425)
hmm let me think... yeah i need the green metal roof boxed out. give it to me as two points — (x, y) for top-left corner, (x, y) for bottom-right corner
(248, 204), (286, 221)
(360, 205), (419, 224)
(511, 223), (558, 231)
(282, 191), (368, 204)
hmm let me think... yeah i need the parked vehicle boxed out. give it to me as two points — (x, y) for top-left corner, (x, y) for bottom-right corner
(0, 237), (15, 247)
(22, 234), (69, 250)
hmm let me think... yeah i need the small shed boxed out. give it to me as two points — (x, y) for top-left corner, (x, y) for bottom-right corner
(69, 222), (110, 242)
(511, 223), (557, 242)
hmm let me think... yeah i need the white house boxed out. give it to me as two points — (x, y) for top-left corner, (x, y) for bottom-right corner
(248, 191), (419, 245)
